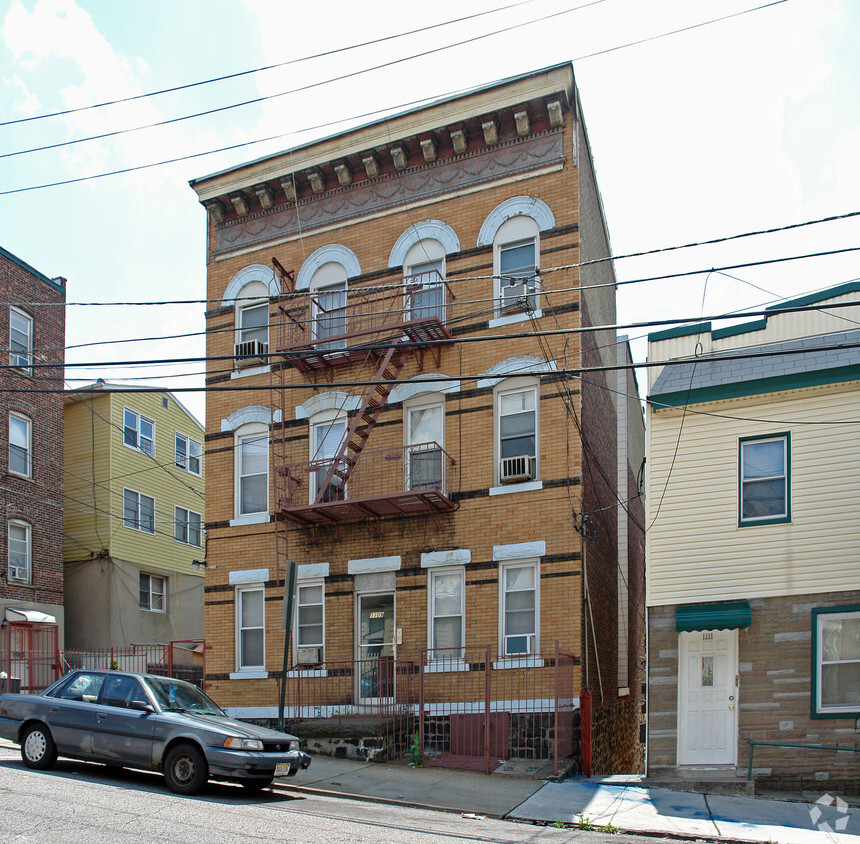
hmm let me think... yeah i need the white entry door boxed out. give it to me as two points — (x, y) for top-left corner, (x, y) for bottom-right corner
(677, 629), (738, 765)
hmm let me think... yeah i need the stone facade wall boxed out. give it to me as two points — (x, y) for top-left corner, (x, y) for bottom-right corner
(648, 591), (860, 789)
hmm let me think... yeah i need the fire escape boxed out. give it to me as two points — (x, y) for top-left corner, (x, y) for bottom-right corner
(269, 266), (457, 576)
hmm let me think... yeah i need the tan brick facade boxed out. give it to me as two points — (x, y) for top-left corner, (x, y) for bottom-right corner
(193, 64), (644, 772)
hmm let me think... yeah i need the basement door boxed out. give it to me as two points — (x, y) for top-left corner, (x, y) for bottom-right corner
(677, 629), (738, 766)
(356, 593), (396, 706)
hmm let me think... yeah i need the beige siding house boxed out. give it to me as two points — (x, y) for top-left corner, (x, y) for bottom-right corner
(64, 383), (205, 648)
(646, 282), (860, 790)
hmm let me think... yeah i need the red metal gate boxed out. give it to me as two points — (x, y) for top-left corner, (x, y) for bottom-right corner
(0, 623), (61, 693)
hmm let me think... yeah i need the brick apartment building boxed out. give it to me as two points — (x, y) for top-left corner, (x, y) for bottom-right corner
(0, 245), (66, 690)
(191, 63), (645, 772)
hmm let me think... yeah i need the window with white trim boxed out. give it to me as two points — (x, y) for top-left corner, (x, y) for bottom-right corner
(123, 488), (155, 534)
(8, 520), (31, 583)
(174, 506), (202, 547)
(739, 434), (789, 524)
(310, 415), (347, 503)
(813, 607), (860, 717)
(139, 572), (166, 612)
(235, 423), (268, 517)
(495, 381), (538, 485)
(123, 408), (155, 456)
(310, 262), (348, 351)
(175, 433), (202, 475)
(9, 412), (31, 478)
(428, 567), (464, 656)
(499, 560), (539, 657)
(403, 239), (446, 324)
(235, 281), (269, 368)
(295, 581), (325, 665)
(237, 586), (265, 670)
(405, 396), (444, 492)
(493, 216), (539, 318)
(9, 307), (33, 372)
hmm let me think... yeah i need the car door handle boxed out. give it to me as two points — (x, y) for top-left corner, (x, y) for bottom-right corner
(97, 713), (107, 719)
(49, 706), (59, 712)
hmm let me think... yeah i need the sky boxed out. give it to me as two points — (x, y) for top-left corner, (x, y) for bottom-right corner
(1, 0), (858, 424)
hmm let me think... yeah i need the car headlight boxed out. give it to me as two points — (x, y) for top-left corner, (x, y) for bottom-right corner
(288, 740), (300, 751)
(223, 737), (263, 750)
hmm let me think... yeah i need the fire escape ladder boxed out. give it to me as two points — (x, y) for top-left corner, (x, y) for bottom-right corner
(312, 345), (410, 503)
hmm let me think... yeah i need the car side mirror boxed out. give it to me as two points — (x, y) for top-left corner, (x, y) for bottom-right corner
(129, 700), (155, 713)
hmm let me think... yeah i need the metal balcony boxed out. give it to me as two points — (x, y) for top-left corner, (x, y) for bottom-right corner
(276, 442), (456, 526)
(275, 271), (453, 375)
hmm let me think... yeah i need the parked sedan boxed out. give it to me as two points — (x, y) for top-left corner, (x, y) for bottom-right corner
(0, 669), (311, 795)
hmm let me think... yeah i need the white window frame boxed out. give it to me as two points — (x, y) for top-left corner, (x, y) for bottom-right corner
(234, 423), (269, 519)
(174, 506), (202, 547)
(123, 407), (155, 456)
(9, 412), (32, 478)
(175, 433), (202, 475)
(235, 585), (266, 673)
(294, 579), (325, 665)
(497, 559), (540, 663)
(494, 379), (540, 488)
(7, 520), (31, 584)
(403, 239), (446, 324)
(491, 216), (541, 325)
(427, 566), (465, 661)
(310, 262), (349, 352)
(813, 607), (860, 717)
(123, 488), (156, 534)
(9, 307), (33, 373)
(309, 411), (348, 503)
(404, 393), (445, 493)
(139, 572), (166, 612)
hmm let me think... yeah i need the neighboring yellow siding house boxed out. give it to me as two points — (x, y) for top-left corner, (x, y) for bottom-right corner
(63, 383), (205, 649)
(646, 282), (860, 790)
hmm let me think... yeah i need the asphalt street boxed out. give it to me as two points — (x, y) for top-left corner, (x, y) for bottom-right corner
(0, 746), (686, 843)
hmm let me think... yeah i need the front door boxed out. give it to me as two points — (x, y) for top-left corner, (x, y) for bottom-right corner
(677, 629), (738, 765)
(356, 593), (395, 705)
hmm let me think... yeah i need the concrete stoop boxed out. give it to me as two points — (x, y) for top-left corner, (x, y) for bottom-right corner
(642, 767), (755, 797)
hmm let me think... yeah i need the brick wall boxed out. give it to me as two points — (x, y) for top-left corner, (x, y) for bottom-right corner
(0, 250), (65, 622)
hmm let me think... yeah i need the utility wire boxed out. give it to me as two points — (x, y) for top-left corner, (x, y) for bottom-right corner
(0, 0), (784, 194)
(1, 1), (603, 161)
(0, 0), (544, 127)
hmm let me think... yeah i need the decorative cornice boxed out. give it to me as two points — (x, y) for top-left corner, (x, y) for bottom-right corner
(213, 129), (566, 257)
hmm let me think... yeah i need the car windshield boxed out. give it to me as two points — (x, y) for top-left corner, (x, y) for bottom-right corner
(144, 677), (225, 716)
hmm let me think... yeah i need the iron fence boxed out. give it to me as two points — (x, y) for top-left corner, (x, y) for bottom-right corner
(280, 642), (577, 774)
(0, 638), (206, 694)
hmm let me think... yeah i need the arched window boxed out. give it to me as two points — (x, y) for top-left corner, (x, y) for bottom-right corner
(310, 262), (348, 351)
(494, 375), (540, 489)
(308, 408), (347, 503)
(234, 422), (268, 520)
(477, 197), (555, 326)
(390, 221), (459, 325)
(223, 265), (280, 372)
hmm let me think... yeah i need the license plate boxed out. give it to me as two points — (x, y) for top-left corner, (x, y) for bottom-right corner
(274, 762), (292, 776)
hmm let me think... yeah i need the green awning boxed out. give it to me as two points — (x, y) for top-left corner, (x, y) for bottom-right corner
(676, 601), (752, 632)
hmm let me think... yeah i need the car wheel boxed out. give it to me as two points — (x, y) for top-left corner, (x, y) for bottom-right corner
(241, 777), (274, 794)
(163, 743), (208, 795)
(21, 724), (58, 770)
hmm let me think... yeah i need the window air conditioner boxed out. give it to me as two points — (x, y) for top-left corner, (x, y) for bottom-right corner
(8, 565), (28, 582)
(234, 339), (268, 367)
(499, 281), (537, 314)
(500, 454), (536, 484)
(297, 647), (322, 665)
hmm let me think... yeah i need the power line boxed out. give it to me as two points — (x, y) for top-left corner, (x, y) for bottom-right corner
(0, 0), (784, 195)
(1, 1), (603, 161)
(0, 0), (543, 128)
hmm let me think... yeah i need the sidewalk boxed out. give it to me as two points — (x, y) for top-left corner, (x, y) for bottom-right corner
(279, 756), (860, 843)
